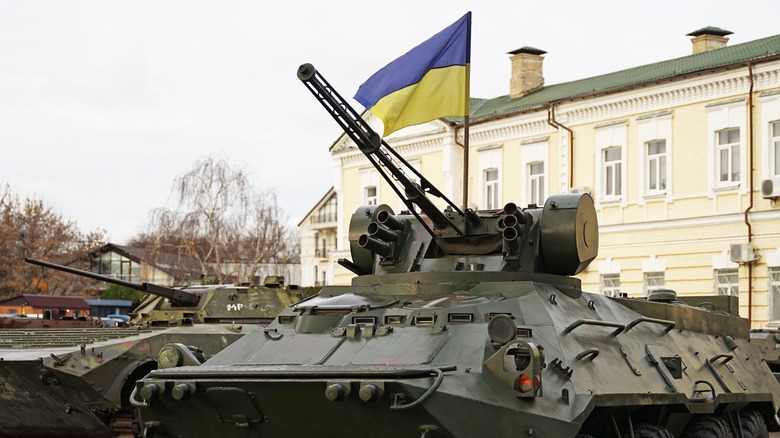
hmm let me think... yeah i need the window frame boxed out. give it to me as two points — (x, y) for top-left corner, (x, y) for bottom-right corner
(602, 146), (623, 200)
(483, 168), (500, 210)
(645, 139), (667, 195)
(600, 273), (621, 297)
(643, 271), (666, 295)
(715, 128), (741, 185)
(364, 185), (378, 206)
(714, 268), (739, 296)
(527, 161), (545, 206)
(770, 266), (780, 321)
(772, 121), (780, 178)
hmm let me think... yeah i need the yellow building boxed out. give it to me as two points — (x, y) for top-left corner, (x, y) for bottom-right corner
(299, 27), (780, 328)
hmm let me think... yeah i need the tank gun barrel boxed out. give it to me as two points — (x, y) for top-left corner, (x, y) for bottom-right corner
(297, 63), (463, 235)
(25, 257), (200, 306)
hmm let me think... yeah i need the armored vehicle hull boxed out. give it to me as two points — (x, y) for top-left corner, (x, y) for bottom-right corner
(0, 325), (249, 437)
(136, 275), (779, 437)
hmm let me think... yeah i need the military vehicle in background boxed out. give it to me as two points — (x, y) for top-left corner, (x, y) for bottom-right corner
(130, 64), (780, 437)
(0, 258), (303, 437)
(0, 312), (105, 328)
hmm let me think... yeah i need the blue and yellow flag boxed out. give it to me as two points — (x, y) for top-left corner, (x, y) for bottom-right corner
(355, 12), (471, 137)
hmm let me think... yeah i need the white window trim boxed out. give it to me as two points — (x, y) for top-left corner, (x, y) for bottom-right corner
(760, 95), (780, 180)
(595, 123), (627, 205)
(771, 121), (780, 178)
(602, 147), (623, 202)
(478, 146), (502, 210)
(707, 103), (746, 193)
(360, 168), (380, 206)
(715, 128), (741, 186)
(483, 168), (500, 210)
(769, 266), (780, 322)
(527, 161), (545, 206)
(520, 140), (548, 207)
(637, 115), (672, 202)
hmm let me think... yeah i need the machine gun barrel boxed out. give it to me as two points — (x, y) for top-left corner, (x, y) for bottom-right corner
(297, 63), (462, 234)
(25, 257), (200, 306)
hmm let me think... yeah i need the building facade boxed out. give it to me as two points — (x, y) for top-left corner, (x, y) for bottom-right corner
(299, 28), (780, 328)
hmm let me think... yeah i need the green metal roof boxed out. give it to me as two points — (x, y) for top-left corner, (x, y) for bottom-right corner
(465, 33), (780, 123)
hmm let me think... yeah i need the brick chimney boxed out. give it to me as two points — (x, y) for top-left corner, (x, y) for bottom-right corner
(687, 27), (733, 54)
(508, 46), (546, 98)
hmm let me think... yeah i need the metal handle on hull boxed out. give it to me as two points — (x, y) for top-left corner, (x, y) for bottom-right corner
(129, 385), (150, 408)
(390, 367), (447, 410)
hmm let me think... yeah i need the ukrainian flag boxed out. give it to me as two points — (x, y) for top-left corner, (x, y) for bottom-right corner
(355, 12), (471, 137)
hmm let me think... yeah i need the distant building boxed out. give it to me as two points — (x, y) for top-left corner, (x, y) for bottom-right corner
(90, 243), (203, 286)
(299, 28), (780, 328)
(298, 187), (338, 287)
(0, 294), (91, 318)
(90, 243), (301, 287)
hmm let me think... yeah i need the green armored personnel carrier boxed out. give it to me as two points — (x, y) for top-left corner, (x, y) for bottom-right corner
(0, 258), (302, 437)
(132, 65), (780, 437)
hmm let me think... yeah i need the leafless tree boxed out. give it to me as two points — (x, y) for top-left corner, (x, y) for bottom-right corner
(140, 157), (299, 283)
(0, 185), (106, 298)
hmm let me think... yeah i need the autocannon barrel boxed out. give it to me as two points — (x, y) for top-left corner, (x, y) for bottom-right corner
(358, 235), (394, 257)
(25, 257), (200, 306)
(368, 222), (399, 242)
(376, 210), (405, 231)
(297, 63), (458, 234)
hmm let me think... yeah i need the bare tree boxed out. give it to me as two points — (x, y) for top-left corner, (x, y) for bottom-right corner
(141, 157), (298, 283)
(0, 185), (106, 298)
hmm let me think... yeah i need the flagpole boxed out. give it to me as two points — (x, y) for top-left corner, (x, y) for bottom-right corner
(462, 116), (469, 211)
(462, 63), (471, 211)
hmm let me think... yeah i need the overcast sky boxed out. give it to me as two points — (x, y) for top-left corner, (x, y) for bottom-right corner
(1, 0), (777, 244)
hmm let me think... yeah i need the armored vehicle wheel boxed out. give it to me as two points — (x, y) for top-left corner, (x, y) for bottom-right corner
(681, 415), (733, 438)
(622, 423), (673, 438)
(766, 410), (780, 432)
(739, 409), (769, 438)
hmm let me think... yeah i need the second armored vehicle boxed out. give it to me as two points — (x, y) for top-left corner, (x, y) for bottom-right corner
(0, 258), (302, 437)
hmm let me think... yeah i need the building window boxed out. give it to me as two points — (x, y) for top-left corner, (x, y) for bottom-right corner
(315, 195), (337, 224)
(715, 268), (738, 296)
(484, 168), (499, 210)
(600, 273), (620, 297)
(643, 272), (665, 295)
(646, 140), (667, 193)
(772, 122), (780, 177)
(603, 147), (622, 198)
(770, 267), (780, 321)
(93, 252), (140, 283)
(528, 162), (545, 206)
(364, 186), (377, 206)
(716, 128), (740, 184)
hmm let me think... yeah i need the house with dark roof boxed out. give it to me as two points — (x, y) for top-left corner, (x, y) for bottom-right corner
(0, 294), (91, 318)
(90, 243), (204, 287)
(91, 243), (301, 288)
(299, 27), (780, 328)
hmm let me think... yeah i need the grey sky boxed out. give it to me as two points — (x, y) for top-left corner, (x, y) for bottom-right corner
(1, 0), (776, 243)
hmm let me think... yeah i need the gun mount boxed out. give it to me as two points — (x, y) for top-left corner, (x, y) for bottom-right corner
(26, 257), (200, 306)
(132, 65), (780, 437)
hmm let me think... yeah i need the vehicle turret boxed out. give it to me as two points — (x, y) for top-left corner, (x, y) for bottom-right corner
(25, 257), (300, 326)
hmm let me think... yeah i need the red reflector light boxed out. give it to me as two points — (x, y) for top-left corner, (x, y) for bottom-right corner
(517, 374), (533, 392)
